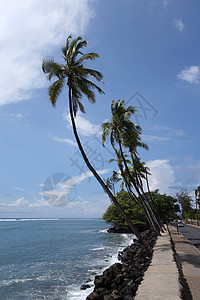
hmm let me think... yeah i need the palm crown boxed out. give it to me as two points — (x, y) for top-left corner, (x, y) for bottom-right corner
(42, 35), (104, 116)
(101, 99), (141, 150)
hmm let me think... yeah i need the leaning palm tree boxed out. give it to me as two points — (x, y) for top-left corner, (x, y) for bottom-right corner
(42, 35), (149, 249)
(102, 99), (162, 233)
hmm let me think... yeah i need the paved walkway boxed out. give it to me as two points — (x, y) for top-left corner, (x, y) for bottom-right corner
(168, 225), (200, 300)
(135, 229), (181, 300)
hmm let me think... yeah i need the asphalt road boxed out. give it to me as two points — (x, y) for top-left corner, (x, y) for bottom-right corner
(178, 224), (200, 249)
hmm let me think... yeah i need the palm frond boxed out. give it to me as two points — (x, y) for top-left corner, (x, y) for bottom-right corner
(73, 76), (104, 103)
(48, 79), (64, 107)
(42, 58), (63, 81)
(66, 35), (72, 52)
(110, 131), (117, 149)
(80, 77), (105, 97)
(76, 53), (99, 65)
(76, 99), (85, 114)
(73, 77), (95, 102)
(61, 46), (67, 59)
(70, 83), (82, 116)
(77, 67), (104, 82)
(139, 142), (149, 151)
(75, 39), (87, 53)
(101, 122), (112, 146)
(109, 158), (116, 164)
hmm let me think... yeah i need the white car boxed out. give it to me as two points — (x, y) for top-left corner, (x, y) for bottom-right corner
(177, 220), (184, 227)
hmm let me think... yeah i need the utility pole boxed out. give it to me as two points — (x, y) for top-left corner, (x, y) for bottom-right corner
(195, 188), (199, 226)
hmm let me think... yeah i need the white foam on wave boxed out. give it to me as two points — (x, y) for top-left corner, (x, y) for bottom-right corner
(66, 232), (135, 300)
(98, 228), (108, 233)
(0, 219), (17, 221)
(0, 278), (32, 287)
(106, 233), (135, 266)
(66, 284), (94, 300)
(0, 218), (61, 222)
(20, 218), (60, 221)
(90, 246), (108, 251)
(0, 273), (53, 288)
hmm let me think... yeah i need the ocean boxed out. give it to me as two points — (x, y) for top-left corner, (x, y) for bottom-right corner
(0, 219), (134, 300)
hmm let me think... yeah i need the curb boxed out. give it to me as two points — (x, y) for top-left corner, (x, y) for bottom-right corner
(168, 227), (193, 300)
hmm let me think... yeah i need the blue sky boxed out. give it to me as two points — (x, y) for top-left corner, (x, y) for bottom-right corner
(0, 0), (200, 218)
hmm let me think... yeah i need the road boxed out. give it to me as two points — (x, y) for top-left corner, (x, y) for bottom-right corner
(178, 224), (200, 249)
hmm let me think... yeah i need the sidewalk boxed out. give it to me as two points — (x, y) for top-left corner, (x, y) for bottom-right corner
(168, 225), (200, 300)
(135, 229), (181, 300)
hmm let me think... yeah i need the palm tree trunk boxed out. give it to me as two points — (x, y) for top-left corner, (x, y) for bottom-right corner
(144, 172), (165, 231)
(118, 139), (160, 234)
(68, 88), (150, 250)
(119, 165), (143, 209)
(129, 152), (158, 228)
(130, 152), (164, 231)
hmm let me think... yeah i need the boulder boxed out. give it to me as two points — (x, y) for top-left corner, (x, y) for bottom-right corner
(107, 223), (150, 233)
(94, 275), (111, 289)
(80, 284), (92, 290)
(107, 224), (131, 233)
(86, 292), (103, 300)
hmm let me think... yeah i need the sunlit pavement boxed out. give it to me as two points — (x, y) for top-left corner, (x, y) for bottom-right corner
(169, 225), (200, 300)
(177, 223), (200, 249)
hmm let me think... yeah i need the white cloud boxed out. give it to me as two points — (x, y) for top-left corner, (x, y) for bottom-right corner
(10, 113), (23, 119)
(155, 126), (184, 137)
(29, 197), (49, 207)
(178, 65), (200, 84)
(67, 169), (109, 186)
(163, 0), (170, 7)
(0, 0), (95, 107)
(147, 159), (176, 194)
(12, 186), (30, 192)
(174, 19), (185, 32)
(142, 126), (185, 144)
(7, 197), (28, 206)
(142, 134), (171, 142)
(50, 135), (77, 147)
(42, 169), (109, 207)
(0, 196), (49, 208)
(9, 112), (29, 122)
(65, 112), (101, 136)
(175, 159), (200, 189)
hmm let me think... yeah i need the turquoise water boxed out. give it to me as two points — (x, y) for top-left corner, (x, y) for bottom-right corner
(0, 219), (134, 299)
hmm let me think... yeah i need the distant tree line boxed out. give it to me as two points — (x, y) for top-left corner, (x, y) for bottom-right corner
(103, 190), (180, 225)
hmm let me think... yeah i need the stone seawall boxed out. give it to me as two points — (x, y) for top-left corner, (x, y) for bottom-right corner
(86, 229), (157, 300)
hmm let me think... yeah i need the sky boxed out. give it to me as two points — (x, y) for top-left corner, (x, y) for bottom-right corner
(0, 0), (200, 218)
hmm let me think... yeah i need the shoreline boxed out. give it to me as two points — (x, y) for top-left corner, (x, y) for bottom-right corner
(85, 228), (157, 300)
(79, 229), (135, 298)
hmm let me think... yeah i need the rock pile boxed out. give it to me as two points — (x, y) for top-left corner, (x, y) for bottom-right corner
(86, 229), (157, 300)
(107, 224), (150, 234)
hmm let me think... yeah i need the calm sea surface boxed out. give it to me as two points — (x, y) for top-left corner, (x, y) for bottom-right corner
(0, 219), (134, 300)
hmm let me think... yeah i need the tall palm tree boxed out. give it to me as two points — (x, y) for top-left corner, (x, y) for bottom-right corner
(42, 35), (149, 249)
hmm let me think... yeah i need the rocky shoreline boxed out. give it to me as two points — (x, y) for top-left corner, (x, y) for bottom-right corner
(85, 226), (158, 300)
